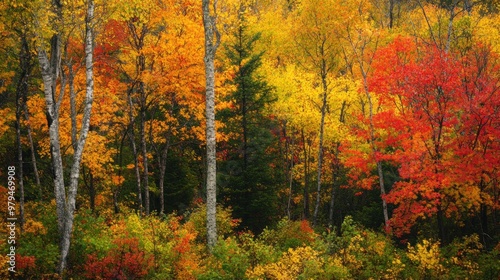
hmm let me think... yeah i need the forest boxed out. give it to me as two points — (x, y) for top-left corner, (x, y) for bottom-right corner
(0, 0), (499, 278)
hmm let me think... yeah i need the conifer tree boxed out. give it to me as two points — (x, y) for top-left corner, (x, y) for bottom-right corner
(219, 8), (278, 233)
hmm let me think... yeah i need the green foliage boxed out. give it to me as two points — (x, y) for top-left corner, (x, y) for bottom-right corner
(322, 216), (404, 279)
(8, 201), (500, 279)
(71, 210), (113, 261)
(15, 202), (60, 276)
(218, 3), (279, 234)
(197, 237), (250, 280)
(259, 218), (317, 252)
(187, 204), (240, 244)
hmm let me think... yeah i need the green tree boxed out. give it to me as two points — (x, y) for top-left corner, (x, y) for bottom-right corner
(219, 7), (278, 233)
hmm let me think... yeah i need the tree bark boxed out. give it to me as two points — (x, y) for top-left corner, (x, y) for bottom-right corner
(202, 0), (220, 251)
(37, 0), (95, 273)
(38, 31), (68, 270)
(15, 34), (32, 233)
(313, 65), (328, 225)
(158, 138), (170, 215)
(345, 30), (390, 229)
(141, 108), (150, 215)
(127, 92), (143, 216)
(24, 106), (41, 193)
(301, 129), (310, 219)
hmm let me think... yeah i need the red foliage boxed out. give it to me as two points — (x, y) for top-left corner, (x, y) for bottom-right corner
(366, 37), (500, 236)
(300, 219), (314, 234)
(16, 255), (36, 272)
(84, 237), (153, 279)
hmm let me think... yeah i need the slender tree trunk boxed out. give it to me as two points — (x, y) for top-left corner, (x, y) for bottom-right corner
(15, 35), (32, 233)
(301, 129), (310, 219)
(60, 2), (95, 272)
(158, 139), (170, 215)
(115, 132), (129, 214)
(313, 69), (328, 225)
(83, 167), (96, 213)
(285, 125), (294, 220)
(363, 81), (390, 228)
(127, 92), (143, 215)
(388, 0), (395, 29)
(140, 109), (150, 215)
(16, 86), (25, 235)
(349, 35), (390, 229)
(329, 102), (346, 227)
(203, 0), (220, 251)
(329, 144), (340, 228)
(24, 106), (41, 193)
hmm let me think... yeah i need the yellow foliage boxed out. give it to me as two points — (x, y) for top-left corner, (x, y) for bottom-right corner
(0, 255), (10, 279)
(23, 219), (46, 235)
(407, 239), (446, 275)
(246, 246), (324, 279)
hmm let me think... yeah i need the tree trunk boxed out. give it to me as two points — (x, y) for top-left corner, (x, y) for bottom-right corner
(16, 87), (25, 235)
(202, 0), (220, 251)
(38, 31), (68, 271)
(352, 41), (390, 229)
(37, 1), (95, 273)
(285, 125), (294, 220)
(301, 129), (310, 219)
(313, 68), (328, 225)
(388, 0), (395, 29)
(60, 2), (95, 272)
(24, 106), (41, 195)
(15, 34), (32, 233)
(329, 144), (340, 228)
(83, 167), (96, 213)
(140, 109), (150, 215)
(158, 139), (170, 214)
(127, 92), (143, 215)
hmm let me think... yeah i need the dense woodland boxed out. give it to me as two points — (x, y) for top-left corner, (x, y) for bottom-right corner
(0, 0), (499, 278)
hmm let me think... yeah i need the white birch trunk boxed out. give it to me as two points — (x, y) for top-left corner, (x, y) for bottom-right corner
(202, 0), (220, 251)
(37, 0), (95, 273)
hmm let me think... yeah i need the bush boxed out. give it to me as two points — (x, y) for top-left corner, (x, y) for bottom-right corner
(197, 237), (249, 280)
(83, 236), (153, 279)
(187, 204), (240, 244)
(259, 218), (317, 252)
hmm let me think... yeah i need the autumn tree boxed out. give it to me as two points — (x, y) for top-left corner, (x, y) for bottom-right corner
(290, 0), (342, 224)
(369, 35), (500, 241)
(335, 0), (392, 230)
(35, 0), (95, 273)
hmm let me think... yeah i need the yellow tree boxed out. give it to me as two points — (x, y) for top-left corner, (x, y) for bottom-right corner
(289, 0), (344, 224)
(113, 0), (176, 215)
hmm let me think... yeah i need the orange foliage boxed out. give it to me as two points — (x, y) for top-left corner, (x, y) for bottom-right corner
(84, 237), (153, 279)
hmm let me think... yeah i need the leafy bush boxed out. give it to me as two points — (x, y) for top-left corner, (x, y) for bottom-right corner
(197, 237), (249, 280)
(83, 236), (153, 279)
(187, 204), (240, 244)
(259, 218), (317, 252)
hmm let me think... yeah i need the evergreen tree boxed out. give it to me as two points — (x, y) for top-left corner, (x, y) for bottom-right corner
(218, 10), (278, 233)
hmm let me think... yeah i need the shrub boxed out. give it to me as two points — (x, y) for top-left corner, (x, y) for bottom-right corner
(197, 237), (249, 280)
(259, 218), (317, 252)
(406, 239), (446, 279)
(187, 204), (239, 244)
(83, 236), (153, 279)
(246, 246), (334, 279)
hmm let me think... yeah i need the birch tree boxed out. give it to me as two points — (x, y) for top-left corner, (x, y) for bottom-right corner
(291, 0), (341, 225)
(202, 0), (220, 251)
(36, 0), (95, 273)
